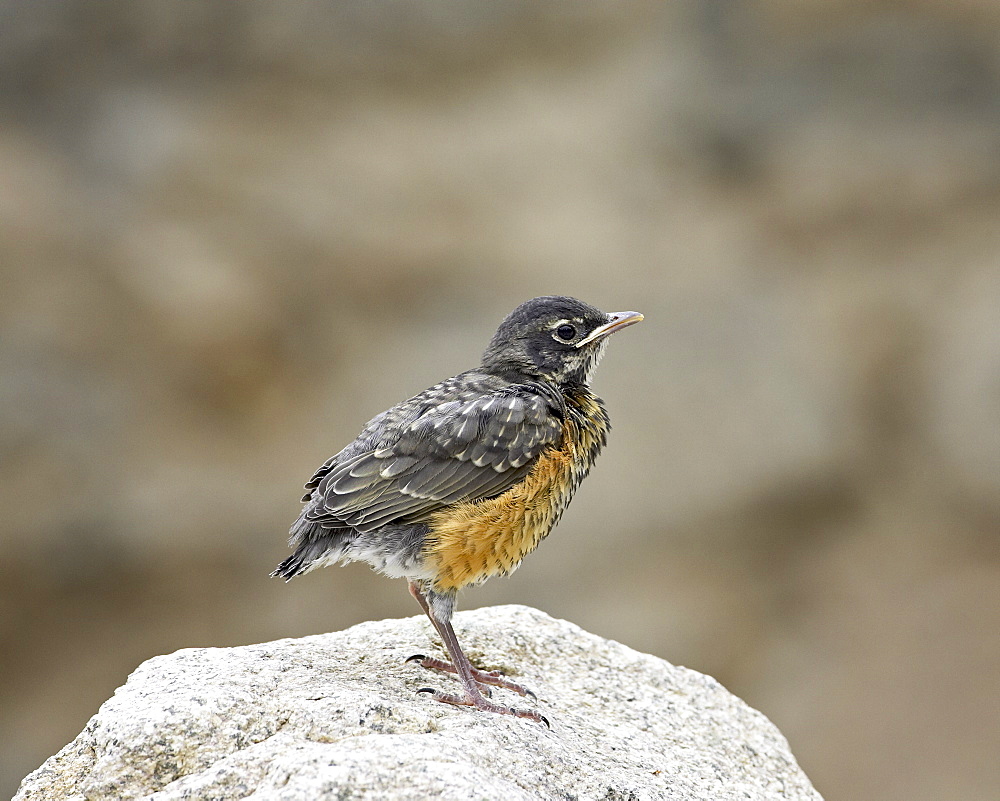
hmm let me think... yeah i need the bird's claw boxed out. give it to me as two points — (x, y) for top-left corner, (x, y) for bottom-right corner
(414, 686), (548, 726)
(407, 653), (535, 698)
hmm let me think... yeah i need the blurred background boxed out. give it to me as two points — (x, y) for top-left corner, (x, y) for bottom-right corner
(2, 2), (998, 799)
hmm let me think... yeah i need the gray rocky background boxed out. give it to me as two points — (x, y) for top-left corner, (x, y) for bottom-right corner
(1, 2), (998, 799)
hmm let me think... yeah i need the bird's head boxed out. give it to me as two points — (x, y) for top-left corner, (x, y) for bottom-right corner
(481, 296), (643, 386)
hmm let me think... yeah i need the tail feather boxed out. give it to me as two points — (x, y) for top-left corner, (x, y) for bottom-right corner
(270, 548), (314, 580)
(271, 521), (353, 581)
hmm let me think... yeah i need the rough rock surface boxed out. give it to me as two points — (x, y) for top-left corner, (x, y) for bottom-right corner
(15, 606), (821, 800)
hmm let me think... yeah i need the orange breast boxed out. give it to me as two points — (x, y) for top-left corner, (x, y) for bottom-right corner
(423, 390), (608, 593)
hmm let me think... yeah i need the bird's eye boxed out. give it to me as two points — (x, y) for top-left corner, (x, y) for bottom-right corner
(554, 323), (577, 341)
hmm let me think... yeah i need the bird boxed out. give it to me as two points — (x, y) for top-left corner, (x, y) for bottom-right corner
(272, 295), (643, 724)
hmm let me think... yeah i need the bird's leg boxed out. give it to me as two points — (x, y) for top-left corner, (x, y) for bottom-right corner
(406, 582), (547, 725)
(406, 581), (534, 698)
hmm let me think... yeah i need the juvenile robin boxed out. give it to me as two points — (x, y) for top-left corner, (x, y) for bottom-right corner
(273, 296), (643, 724)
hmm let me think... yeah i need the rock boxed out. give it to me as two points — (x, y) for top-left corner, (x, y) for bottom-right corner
(15, 605), (821, 801)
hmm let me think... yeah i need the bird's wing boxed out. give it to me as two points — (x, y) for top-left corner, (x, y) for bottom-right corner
(303, 386), (563, 532)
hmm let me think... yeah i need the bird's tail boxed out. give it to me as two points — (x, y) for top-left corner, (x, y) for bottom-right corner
(271, 514), (353, 580)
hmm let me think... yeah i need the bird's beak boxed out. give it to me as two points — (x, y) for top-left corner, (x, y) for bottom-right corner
(575, 310), (644, 348)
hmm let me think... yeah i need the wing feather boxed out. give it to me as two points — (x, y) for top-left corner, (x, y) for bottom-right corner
(301, 382), (562, 532)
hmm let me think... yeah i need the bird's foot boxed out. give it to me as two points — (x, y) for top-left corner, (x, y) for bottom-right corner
(406, 654), (536, 698)
(416, 686), (549, 727)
